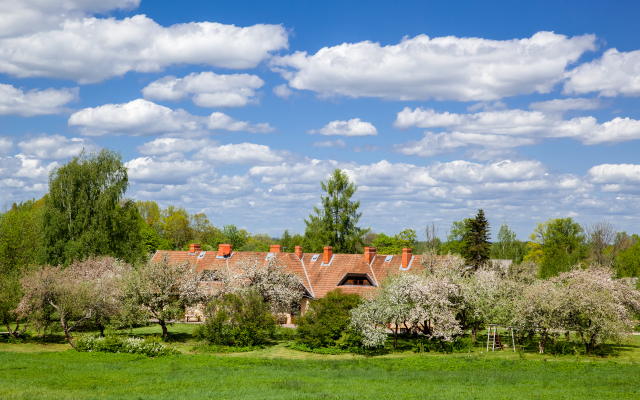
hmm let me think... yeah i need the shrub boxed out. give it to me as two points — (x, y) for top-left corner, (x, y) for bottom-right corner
(75, 334), (180, 357)
(296, 289), (361, 349)
(194, 291), (276, 347)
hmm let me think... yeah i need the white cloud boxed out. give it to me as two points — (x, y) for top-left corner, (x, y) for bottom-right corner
(18, 134), (94, 159)
(68, 99), (202, 136)
(308, 118), (377, 136)
(564, 49), (640, 97)
(273, 84), (293, 99)
(394, 107), (640, 145)
(142, 72), (264, 108)
(207, 112), (275, 133)
(528, 98), (601, 112)
(313, 139), (346, 148)
(0, 137), (13, 156)
(136, 138), (219, 156)
(0, 0), (140, 37)
(125, 157), (212, 184)
(587, 164), (640, 184)
(393, 131), (536, 158)
(68, 99), (274, 136)
(0, 84), (78, 116)
(0, 15), (288, 83)
(194, 143), (290, 165)
(271, 31), (596, 101)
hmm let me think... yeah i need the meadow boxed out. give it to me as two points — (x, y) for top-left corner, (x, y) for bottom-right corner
(2, 324), (640, 399)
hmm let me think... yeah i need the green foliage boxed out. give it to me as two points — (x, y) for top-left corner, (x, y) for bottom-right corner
(526, 217), (587, 278)
(296, 289), (361, 348)
(441, 219), (470, 255)
(219, 224), (249, 250)
(37, 148), (145, 266)
(195, 291), (276, 347)
(75, 334), (179, 357)
(304, 169), (369, 254)
(372, 229), (418, 255)
(0, 199), (41, 273)
(464, 209), (491, 269)
(616, 240), (640, 277)
(278, 230), (305, 253)
(490, 222), (528, 263)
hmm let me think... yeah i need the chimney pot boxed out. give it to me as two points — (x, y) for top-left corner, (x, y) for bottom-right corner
(270, 245), (282, 253)
(323, 246), (333, 264)
(218, 243), (232, 257)
(364, 247), (377, 264)
(402, 248), (412, 269)
(295, 245), (303, 259)
(190, 243), (201, 253)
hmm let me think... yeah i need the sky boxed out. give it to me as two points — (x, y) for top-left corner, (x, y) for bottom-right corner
(2, 0), (640, 240)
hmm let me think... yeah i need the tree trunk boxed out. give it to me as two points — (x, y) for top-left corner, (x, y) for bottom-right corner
(393, 322), (398, 349)
(551, 332), (557, 346)
(538, 331), (547, 354)
(160, 319), (169, 339)
(98, 323), (105, 337)
(565, 331), (571, 342)
(3, 316), (30, 340)
(471, 323), (479, 342)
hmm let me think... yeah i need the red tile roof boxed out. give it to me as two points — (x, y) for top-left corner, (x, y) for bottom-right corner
(151, 248), (428, 299)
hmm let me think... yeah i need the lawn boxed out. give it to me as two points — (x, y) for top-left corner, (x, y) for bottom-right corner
(2, 323), (640, 399)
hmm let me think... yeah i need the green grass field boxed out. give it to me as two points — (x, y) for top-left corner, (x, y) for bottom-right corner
(2, 323), (640, 399)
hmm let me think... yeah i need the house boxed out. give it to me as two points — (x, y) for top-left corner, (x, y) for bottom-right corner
(151, 243), (428, 323)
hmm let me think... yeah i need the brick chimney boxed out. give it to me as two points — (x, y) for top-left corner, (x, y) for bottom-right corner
(270, 245), (282, 253)
(364, 247), (377, 264)
(402, 248), (412, 269)
(295, 245), (303, 259)
(190, 243), (201, 253)
(323, 246), (333, 264)
(218, 243), (232, 257)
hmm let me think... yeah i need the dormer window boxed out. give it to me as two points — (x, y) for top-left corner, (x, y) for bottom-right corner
(338, 274), (374, 287)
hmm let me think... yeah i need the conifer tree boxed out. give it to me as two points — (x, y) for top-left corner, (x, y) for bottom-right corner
(464, 209), (491, 270)
(304, 169), (369, 254)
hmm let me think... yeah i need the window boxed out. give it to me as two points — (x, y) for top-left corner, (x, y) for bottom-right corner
(338, 274), (373, 287)
(311, 254), (320, 262)
(384, 255), (393, 262)
(197, 252), (206, 259)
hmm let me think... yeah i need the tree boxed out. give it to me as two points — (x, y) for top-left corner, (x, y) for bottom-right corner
(616, 240), (640, 278)
(296, 289), (361, 348)
(221, 224), (248, 250)
(525, 218), (587, 278)
(16, 257), (127, 348)
(121, 253), (202, 338)
(0, 269), (30, 340)
(304, 169), (368, 254)
(162, 206), (191, 249)
(441, 219), (469, 255)
(0, 199), (42, 273)
(464, 209), (491, 269)
(371, 229), (417, 255)
(37, 149), (145, 266)
(490, 222), (527, 263)
(136, 200), (162, 234)
(585, 221), (617, 267)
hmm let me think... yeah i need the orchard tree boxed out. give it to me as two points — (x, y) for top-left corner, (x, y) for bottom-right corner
(37, 149), (145, 266)
(305, 169), (368, 254)
(0, 270), (30, 339)
(121, 253), (202, 338)
(16, 257), (127, 348)
(464, 209), (491, 269)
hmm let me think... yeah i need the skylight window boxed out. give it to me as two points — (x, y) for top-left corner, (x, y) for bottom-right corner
(266, 253), (275, 260)
(385, 255), (393, 262)
(311, 254), (320, 262)
(197, 252), (206, 259)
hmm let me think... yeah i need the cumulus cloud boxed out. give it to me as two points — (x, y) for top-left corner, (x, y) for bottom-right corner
(207, 112), (274, 133)
(194, 143), (290, 165)
(528, 98), (601, 112)
(136, 138), (219, 156)
(0, 0), (140, 37)
(313, 139), (346, 148)
(142, 72), (264, 108)
(308, 118), (377, 136)
(394, 107), (640, 145)
(0, 15), (288, 83)
(125, 157), (212, 184)
(564, 49), (640, 97)
(68, 99), (274, 136)
(0, 84), (78, 116)
(271, 31), (596, 101)
(587, 164), (640, 184)
(273, 84), (293, 99)
(18, 134), (94, 159)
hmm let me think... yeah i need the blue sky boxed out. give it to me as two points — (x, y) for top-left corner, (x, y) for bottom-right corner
(2, 0), (640, 240)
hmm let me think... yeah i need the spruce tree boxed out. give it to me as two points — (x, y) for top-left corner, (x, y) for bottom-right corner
(464, 209), (491, 269)
(304, 169), (369, 254)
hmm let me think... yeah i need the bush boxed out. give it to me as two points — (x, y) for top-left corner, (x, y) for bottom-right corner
(75, 335), (180, 357)
(296, 289), (361, 349)
(190, 343), (260, 353)
(194, 291), (276, 347)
